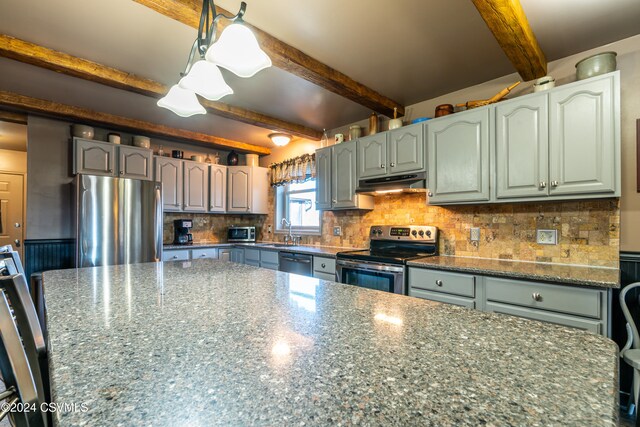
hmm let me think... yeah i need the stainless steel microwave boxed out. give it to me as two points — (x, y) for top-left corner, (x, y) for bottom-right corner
(227, 226), (256, 243)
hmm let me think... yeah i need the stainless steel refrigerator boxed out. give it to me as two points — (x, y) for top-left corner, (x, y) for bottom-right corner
(75, 174), (162, 267)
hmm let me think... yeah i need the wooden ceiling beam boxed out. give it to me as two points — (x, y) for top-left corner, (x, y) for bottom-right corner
(471, 0), (547, 81)
(0, 110), (27, 125)
(0, 34), (320, 140)
(133, 0), (405, 118)
(0, 90), (271, 155)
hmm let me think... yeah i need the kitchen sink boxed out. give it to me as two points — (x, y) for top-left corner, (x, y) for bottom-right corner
(256, 243), (296, 248)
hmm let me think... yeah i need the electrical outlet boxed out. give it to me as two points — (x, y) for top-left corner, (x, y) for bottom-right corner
(267, 224), (272, 234)
(470, 227), (480, 242)
(536, 229), (558, 245)
(333, 226), (342, 236)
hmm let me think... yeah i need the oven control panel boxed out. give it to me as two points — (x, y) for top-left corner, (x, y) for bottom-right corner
(369, 225), (438, 242)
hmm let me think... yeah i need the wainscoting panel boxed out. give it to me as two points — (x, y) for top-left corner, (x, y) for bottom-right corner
(24, 239), (75, 280)
(618, 252), (640, 402)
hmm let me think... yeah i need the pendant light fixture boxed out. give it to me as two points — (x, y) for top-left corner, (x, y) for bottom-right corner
(158, 1), (270, 117)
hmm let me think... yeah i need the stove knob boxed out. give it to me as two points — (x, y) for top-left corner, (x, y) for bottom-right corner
(426, 230), (432, 237)
(418, 230), (424, 237)
(377, 229), (383, 235)
(411, 230), (417, 237)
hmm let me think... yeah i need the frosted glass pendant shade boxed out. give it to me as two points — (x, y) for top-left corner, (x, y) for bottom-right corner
(178, 60), (233, 101)
(205, 24), (272, 78)
(157, 85), (206, 117)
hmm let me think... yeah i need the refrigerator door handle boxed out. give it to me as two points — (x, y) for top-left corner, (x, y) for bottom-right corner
(155, 184), (163, 261)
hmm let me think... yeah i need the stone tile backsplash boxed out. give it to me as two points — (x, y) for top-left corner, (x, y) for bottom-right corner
(165, 190), (620, 268)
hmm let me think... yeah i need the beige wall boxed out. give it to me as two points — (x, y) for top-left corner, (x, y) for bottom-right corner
(0, 148), (27, 173)
(264, 34), (640, 252)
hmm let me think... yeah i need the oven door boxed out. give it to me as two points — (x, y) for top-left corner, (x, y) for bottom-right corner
(336, 259), (405, 295)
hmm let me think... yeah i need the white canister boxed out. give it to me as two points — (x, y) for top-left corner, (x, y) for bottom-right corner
(107, 133), (121, 144)
(334, 133), (345, 144)
(348, 126), (362, 140)
(533, 75), (555, 93)
(246, 154), (259, 166)
(388, 119), (403, 130)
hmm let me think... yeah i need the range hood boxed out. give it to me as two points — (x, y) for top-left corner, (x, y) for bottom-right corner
(356, 172), (427, 196)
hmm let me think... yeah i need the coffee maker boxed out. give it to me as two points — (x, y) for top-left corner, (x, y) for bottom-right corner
(173, 219), (193, 245)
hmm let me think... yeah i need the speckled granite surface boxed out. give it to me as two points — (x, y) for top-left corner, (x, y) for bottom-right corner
(407, 256), (620, 289)
(163, 242), (360, 258)
(43, 260), (617, 426)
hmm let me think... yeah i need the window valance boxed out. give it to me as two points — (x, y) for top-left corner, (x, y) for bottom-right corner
(269, 153), (316, 187)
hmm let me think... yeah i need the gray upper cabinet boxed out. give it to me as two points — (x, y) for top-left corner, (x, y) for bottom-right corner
(357, 134), (387, 179)
(183, 161), (208, 212)
(388, 122), (424, 174)
(549, 73), (618, 196)
(496, 93), (549, 199)
(315, 146), (333, 210)
(427, 107), (491, 204)
(316, 143), (373, 210)
(208, 164), (227, 213)
(155, 157), (183, 212)
(74, 139), (116, 176)
(118, 145), (153, 180)
(333, 141), (359, 209)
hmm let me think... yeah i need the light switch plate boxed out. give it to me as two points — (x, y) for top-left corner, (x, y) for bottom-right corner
(333, 226), (342, 236)
(470, 227), (480, 242)
(536, 229), (558, 245)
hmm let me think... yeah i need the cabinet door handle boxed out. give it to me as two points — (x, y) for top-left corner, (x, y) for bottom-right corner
(321, 263), (326, 268)
(381, 164), (385, 168)
(532, 292), (543, 302)
(435, 280), (443, 287)
(551, 181), (559, 188)
(332, 199), (337, 203)
(120, 171), (124, 175)
(390, 162), (396, 167)
(539, 181), (546, 188)
(427, 192), (433, 197)
(108, 168), (113, 173)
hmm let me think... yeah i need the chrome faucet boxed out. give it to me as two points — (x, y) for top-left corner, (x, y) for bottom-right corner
(281, 218), (299, 245)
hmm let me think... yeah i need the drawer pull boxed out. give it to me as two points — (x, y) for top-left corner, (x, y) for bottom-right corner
(200, 254), (206, 257)
(380, 164), (385, 168)
(532, 292), (543, 302)
(321, 263), (326, 268)
(435, 280), (443, 287)
(172, 255), (178, 259)
(539, 181), (546, 189)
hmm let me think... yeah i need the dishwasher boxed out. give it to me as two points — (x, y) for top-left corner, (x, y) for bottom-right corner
(278, 252), (313, 277)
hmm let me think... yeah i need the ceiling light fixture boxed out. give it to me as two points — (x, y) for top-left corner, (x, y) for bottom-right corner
(157, 1), (271, 117)
(269, 133), (292, 147)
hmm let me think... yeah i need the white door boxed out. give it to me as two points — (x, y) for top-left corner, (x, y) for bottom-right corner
(0, 173), (24, 259)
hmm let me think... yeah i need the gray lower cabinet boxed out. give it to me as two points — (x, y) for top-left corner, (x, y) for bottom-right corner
(219, 249), (231, 262)
(230, 248), (244, 264)
(191, 248), (218, 260)
(549, 73), (618, 196)
(118, 145), (153, 180)
(209, 164), (227, 212)
(162, 249), (190, 262)
(426, 107), (491, 204)
(313, 256), (336, 281)
(155, 157), (183, 212)
(183, 160), (208, 213)
(496, 93), (549, 199)
(408, 267), (609, 335)
(244, 248), (261, 267)
(260, 250), (279, 270)
(408, 268), (476, 308)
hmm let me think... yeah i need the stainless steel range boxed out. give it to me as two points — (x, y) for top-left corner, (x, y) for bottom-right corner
(336, 225), (438, 295)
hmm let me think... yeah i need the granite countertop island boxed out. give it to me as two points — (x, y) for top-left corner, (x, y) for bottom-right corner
(407, 256), (620, 289)
(163, 242), (359, 258)
(43, 260), (618, 426)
